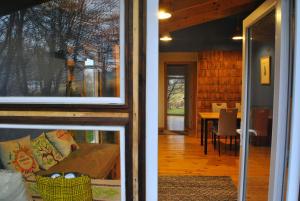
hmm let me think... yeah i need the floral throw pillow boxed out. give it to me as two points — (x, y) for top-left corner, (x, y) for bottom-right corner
(0, 136), (40, 177)
(46, 130), (79, 157)
(31, 133), (64, 170)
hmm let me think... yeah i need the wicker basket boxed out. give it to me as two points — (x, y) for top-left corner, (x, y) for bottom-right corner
(36, 174), (92, 201)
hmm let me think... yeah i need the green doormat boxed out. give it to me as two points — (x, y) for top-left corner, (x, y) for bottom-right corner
(159, 176), (237, 201)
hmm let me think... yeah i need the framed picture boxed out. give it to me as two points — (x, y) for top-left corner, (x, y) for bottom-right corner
(260, 56), (271, 84)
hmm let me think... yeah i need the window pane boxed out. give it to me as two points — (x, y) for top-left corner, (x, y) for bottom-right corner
(0, 127), (124, 201)
(0, 0), (122, 99)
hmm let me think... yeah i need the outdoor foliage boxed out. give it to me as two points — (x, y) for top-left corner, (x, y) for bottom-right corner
(167, 78), (185, 115)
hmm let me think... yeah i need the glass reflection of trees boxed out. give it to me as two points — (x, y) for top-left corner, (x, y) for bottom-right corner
(0, 0), (120, 97)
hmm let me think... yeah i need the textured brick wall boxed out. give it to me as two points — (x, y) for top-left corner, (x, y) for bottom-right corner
(197, 51), (242, 112)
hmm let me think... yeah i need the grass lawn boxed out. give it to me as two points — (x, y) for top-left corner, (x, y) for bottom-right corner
(167, 108), (184, 115)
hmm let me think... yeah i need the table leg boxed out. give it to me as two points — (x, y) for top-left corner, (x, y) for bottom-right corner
(204, 119), (208, 155)
(201, 119), (204, 146)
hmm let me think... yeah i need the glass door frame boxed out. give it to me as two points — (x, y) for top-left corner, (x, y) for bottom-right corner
(286, 1), (300, 200)
(239, 0), (291, 201)
(145, 0), (159, 200)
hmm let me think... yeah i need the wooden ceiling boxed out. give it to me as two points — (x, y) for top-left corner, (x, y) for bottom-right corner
(159, 0), (262, 34)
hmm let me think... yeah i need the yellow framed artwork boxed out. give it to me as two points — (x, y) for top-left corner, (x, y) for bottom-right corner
(260, 56), (271, 84)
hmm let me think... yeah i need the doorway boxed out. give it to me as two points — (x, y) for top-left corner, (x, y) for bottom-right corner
(164, 63), (197, 134)
(166, 64), (186, 131)
(167, 74), (185, 131)
(154, 0), (293, 201)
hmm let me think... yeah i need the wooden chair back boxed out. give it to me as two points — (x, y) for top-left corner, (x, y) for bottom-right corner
(218, 109), (238, 136)
(252, 108), (270, 136)
(212, 103), (227, 113)
(235, 103), (241, 112)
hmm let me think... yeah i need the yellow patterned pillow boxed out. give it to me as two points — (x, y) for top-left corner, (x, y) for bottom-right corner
(0, 136), (40, 177)
(31, 133), (64, 170)
(46, 130), (79, 157)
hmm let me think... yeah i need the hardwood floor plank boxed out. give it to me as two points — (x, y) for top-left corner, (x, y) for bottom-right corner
(158, 134), (270, 201)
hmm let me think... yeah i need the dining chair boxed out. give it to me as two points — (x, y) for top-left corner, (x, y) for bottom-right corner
(213, 109), (238, 156)
(212, 103), (227, 112)
(235, 103), (241, 112)
(251, 108), (271, 145)
(210, 103), (228, 141)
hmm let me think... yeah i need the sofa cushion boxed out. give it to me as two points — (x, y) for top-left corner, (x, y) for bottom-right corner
(0, 136), (39, 177)
(38, 143), (119, 179)
(46, 130), (79, 157)
(31, 133), (64, 170)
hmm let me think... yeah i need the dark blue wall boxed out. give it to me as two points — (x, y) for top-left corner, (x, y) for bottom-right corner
(0, 129), (86, 142)
(250, 41), (275, 108)
(0, 129), (42, 141)
(250, 11), (275, 109)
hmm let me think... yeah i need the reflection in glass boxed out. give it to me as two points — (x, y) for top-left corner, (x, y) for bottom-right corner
(246, 11), (275, 201)
(0, 128), (121, 200)
(0, 0), (120, 97)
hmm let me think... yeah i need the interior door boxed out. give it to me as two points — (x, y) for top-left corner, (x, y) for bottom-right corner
(239, 0), (291, 201)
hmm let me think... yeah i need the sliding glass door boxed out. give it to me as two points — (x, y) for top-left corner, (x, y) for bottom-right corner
(239, 0), (292, 201)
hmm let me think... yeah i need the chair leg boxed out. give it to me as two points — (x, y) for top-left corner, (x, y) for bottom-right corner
(218, 136), (221, 156)
(212, 120), (218, 144)
(212, 132), (214, 149)
(234, 136), (237, 156)
(230, 136), (232, 151)
(213, 133), (216, 150)
(214, 133), (217, 149)
(211, 121), (214, 144)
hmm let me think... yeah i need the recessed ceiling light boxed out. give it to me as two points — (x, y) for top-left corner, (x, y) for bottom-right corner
(160, 33), (172, 41)
(158, 10), (172, 20)
(232, 36), (243, 40)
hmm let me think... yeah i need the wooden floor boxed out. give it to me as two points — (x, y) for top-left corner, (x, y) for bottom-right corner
(158, 134), (271, 201)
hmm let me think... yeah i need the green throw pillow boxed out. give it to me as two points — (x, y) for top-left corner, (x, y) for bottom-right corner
(31, 133), (64, 170)
(46, 130), (79, 157)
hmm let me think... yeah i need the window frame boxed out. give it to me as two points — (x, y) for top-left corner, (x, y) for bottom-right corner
(0, 0), (135, 200)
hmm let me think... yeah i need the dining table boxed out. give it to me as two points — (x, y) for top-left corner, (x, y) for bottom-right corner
(199, 112), (242, 155)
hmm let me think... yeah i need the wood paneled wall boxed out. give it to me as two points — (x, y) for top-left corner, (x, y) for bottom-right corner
(197, 51), (242, 112)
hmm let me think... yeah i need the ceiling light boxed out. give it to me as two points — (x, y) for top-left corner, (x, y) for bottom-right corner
(158, 10), (172, 20)
(160, 33), (172, 41)
(232, 36), (243, 40)
(232, 17), (243, 41)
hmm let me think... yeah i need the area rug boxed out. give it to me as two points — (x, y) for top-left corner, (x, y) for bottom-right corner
(159, 176), (237, 201)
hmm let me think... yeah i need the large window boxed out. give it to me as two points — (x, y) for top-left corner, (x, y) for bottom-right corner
(0, 0), (125, 104)
(0, 0), (135, 200)
(0, 124), (126, 201)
